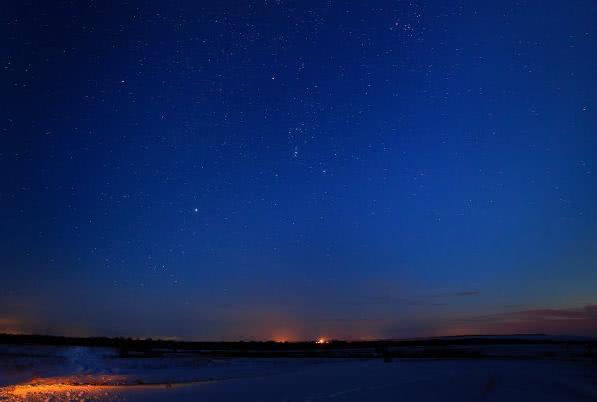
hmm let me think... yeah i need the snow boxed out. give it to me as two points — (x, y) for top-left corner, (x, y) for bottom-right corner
(0, 343), (596, 401)
(117, 359), (597, 402)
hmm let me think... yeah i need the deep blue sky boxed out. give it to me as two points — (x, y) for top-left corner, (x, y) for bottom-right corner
(1, 0), (596, 340)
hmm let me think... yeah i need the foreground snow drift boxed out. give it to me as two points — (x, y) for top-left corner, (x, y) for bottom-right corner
(0, 344), (595, 401)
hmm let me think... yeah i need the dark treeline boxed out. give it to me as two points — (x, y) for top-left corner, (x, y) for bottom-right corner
(0, 333), (595, 357)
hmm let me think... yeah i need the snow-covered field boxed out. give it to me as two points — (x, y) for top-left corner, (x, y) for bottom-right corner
(0, 344), (595, 401)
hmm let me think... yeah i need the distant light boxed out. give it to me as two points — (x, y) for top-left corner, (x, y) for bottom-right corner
(316, 337), (328, 344)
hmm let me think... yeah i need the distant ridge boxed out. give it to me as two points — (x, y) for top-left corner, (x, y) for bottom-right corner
(1, 332), (594, 349)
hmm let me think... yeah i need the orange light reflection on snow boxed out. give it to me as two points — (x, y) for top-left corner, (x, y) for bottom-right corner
(0, 375), (127, 401)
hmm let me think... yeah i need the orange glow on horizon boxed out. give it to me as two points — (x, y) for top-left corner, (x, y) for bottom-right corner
(316, 337), (329, 344)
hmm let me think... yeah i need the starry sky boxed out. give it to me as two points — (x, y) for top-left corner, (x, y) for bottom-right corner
(1, 0), (596, 341)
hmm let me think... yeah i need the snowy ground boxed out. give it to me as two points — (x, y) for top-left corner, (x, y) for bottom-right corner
(0, 344), (595, 401)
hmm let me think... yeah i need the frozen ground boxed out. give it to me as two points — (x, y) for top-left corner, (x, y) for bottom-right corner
(118, 359), (597, 402)
(0, 344), (595, 401)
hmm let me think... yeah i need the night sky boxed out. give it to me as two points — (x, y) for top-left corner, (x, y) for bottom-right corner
(2, 1), (596, 341)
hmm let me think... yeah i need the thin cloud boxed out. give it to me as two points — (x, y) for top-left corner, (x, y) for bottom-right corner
(467, 305), (597, 322)
(363, 290), (478, 306)
(432, 291), (480, 298)
(447, 304), (597, 336)
(499, 304), (528, 309)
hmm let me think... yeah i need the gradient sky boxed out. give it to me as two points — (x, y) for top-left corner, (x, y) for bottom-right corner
(1, 0), (596, 341)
